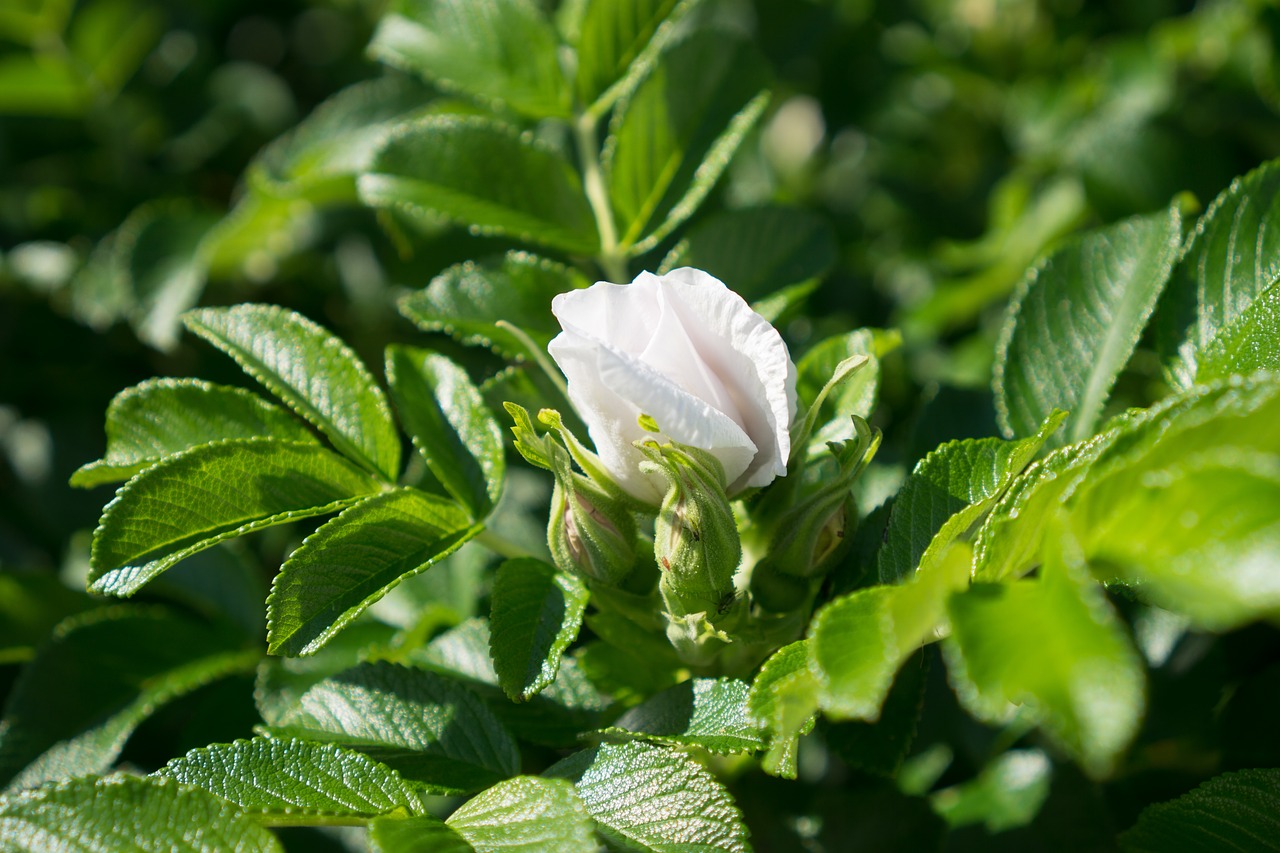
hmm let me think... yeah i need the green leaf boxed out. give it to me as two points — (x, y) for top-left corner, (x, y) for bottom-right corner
(658, 206), (837, 302)
(601, 677), (765, 755)
(386, 346), (505, 519)
(0, 774), (282, 852)
(877, 412), (1065, 585)
(822, 650), (927, 777)
(68, 0), (162, 96)
(1159, 158), (1280, 386)
(369, 0), (569, 119)
(447, 776), (597, 852)
(157, 737), (420, 822)
(267, 489), (480, 657)
(372, 814), (475, 853)
(930, 749), (1052, 832)
(795, 328), (900, 446)
(606, 31), (770, 254)
(1119, 768), (1280, 853)
(71, 378), (315, 488)
(184, 304), (401, 481)
(943, 525), (1145, 778)
(270, 661), (520, 794)
(746, 640), (819, 779)
(0, 607), (256, 791)
(548, 741), (750, 852)
(0, 572), (94, 664)
(0, 55), (85, 117)
(398, 252), (587, 359)
(89, 438), (381, 597)
(360, 116), (599, 254)
(489, 558), (589, 702)
(995, 206), (1182, 443)
(1195, 280), (1280, 383)
(575, 0), (702, 113)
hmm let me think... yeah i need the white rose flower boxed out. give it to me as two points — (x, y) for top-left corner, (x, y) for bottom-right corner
(547, 268), (797, 504)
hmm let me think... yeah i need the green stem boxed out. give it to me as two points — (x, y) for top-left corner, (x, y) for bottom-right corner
(573, 113), (628, 283)
(495, 320), (571, 403)
(476, 527), (538, 560)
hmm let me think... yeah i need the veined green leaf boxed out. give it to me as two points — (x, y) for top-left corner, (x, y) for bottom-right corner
(386, 346), (504, 519)
(157, 737), (421, 822)
(372, 814), (475, 853)
(267, 489), (480, 657)
(398, 252), (587, 359)
(1195, 280), (1280, 383)
(1158, 158), (1280, 386)
(89, 438), (381, 597)
(0, 774), (282, 852)
(489, 558), (588, 702)
(360, 116), (599, 255)
(576, 0), (704, 114)
(447, 776), (597, 853)
(0, 607), (256, 792)
(995, 206), (1181, 443)
(270, 661), (520, 794)
(746, 641), (819, 779)
(601, 677), (765, 755)
(184, 304), (401, 481)
(369, 0), (570, 119)
(1119, 768), (1280, 853)
(548, 741), (750, 852)
(606, 31), (770, 254)
(71, 378), (315, 488)
(944, 525), (1144, 778)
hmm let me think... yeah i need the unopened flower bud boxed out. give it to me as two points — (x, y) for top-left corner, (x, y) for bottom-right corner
(549, 474), (637, 584)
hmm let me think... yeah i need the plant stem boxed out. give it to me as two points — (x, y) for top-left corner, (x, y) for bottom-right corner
(574, 113), (628, 283)
(476, 527), (538, 560)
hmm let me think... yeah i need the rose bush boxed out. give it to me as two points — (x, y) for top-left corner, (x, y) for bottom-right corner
(547, 268), (798, 504)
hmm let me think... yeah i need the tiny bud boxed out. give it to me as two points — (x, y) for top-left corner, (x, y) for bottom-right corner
(549, 474), (638, 584)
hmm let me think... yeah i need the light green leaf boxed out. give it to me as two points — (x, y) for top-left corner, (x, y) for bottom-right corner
(602, 677), (765, 755)
(88, 438), (381, 597)
(930, 749), (1052, 832)
(489, 558), (589, 702)
(659, 206), (837, 302)
(360, 116), (599, 254)
(386, 346), (505, 519)
(184, 304), (401, 480)
(0, 607), (256, 792)
(576, 0), (704, 113)
(995, 206), (1181, 443)
(944, 525), (1145, 778)
(157, 737), (420, 822)
(267, 489), (480, 657)
(1119, 768), (1280, 853)
(0, 55), (85, 117)
(1158, 158), (1280, 387)
(1195, 280), (1280, 383)
(0, 774), (282, 852)
(398, 252), (587, 359)
(606, 32), (770, 254)
(746, 641), (818, 779)
(71, 378), (315, 488)
(548, 741), (750, 853)
(822, 650), (928, 778)
(369, 0), (569, 119)
(270, 661), (520, 794)
(448, 776), (597, 853)
(795, 328), (900, 446)
(372, 814), (476, 853)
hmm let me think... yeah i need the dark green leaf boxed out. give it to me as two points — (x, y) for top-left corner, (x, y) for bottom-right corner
(575, 0), (702, 112)
(71, 378), (315, 489)
(386, 346), (505, 519)
(267, 489), (480, 657)
(489, 558), (589, 702)
(88, 438), (381, 597)
(1119, 768), (1280, 853)
(995, 207), (1181, 443)
(0, 573), (94, 664)
(360, 116), (599, 254)
(369, 0), (570, 119)
(372, 814), (476, 853)
(68, 0), (162, 96)
(601, 677), (765, 755)
(447, 776), (597, 852)
(1195, 281), (1280, 382)
(184, 304), (401, 481)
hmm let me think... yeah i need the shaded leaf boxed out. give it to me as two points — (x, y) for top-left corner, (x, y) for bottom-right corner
(1119, 768), (1280, 853)
(372, 814), (476, 853)
(489, 558), (589, 702)
(575, 0), (702, 112)
(602, 677), (765, 755)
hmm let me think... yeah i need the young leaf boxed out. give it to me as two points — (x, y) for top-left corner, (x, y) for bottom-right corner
(89, 438), (381, 597)
(795, 328), (901, 445)
(547, 741), (751, 852)
(71, 378), (315, 488)
(447, 776), (597, 852)
(398, 252), (587, 359)
(157, 737), (421, 822)
(489, 558), (589, 702)
(0, 774), (282, 853)
(943, 525), (1145, 778)
(746, 641), (819, 778)
(606, 31), (770, 254)
(267, 488), (480, 657)
(369, 0), (570, 119)
(0, 607), (256, 791)
(1194, 280), (1280, 383)
(995, 207), (1181, 444)
(576, 0), (704, 113)
(1158, 158), (1280, 386)
(1119, 768), (1280, 853)
(386, 346), (505, 519)
(359, 116), (599, 255)
(371, 814), (475, 853)
(270, 661), (520, 794)
(184, 304), (401, 481)
(600, 677), (766, 755)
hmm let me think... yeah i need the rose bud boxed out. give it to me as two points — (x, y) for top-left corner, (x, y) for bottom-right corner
(548, 472), (638, 584)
